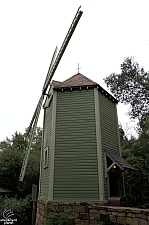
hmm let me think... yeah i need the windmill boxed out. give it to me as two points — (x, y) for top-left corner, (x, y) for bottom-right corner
(19, 6), (83, 182)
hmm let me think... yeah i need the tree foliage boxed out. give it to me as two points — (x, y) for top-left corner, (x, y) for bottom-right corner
(0, 195), (32, 225)
(0, 148), (23, 193)
(0, 132), (27, 153)
(104, 57), (149, 120)
(0, 127), (42, 197)
(120, 123), (149, 206)
(110, 57), (149, 206)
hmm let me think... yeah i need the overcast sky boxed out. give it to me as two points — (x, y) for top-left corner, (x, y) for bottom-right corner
(0, 0), (149, 141)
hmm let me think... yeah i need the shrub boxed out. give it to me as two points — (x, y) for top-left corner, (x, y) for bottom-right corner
(43, 212), (74, 225)
(0, 195), (32, 225)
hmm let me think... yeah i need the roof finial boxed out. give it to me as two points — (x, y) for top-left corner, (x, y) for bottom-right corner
(77, 63), (81, 73)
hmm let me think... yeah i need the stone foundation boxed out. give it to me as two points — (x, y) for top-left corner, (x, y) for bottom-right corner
(35, 199), (149, 225)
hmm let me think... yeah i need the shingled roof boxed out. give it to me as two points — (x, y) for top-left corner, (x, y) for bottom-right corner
(52, 73), (118, 103)
(52, 73), (97, 88)
(105, 149), (136, 171)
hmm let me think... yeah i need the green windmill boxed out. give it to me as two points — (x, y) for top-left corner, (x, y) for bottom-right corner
(20, 6), (135, 204)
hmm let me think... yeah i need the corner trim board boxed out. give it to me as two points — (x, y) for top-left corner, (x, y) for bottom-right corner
(48, 91), (57, 200)
(38, 110), (45, 198)
(94, 88), (104, 201)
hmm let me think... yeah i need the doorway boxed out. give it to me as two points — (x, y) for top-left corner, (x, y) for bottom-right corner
(109, 172), (120, 197)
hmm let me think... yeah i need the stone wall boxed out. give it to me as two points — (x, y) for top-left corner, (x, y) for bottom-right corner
(35, 199), (149, 225)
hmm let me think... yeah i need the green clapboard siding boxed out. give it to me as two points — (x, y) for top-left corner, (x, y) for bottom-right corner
(99, 92), (120, 200)
(53, 88), (99, 201)
(99, 92), (119, 152)
(39, 100), (53, 200)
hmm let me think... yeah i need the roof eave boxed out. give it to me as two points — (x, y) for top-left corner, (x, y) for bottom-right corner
(97, 85), (118, 104)
(53, 84), (97, 91)
(53, 84), (118, 104)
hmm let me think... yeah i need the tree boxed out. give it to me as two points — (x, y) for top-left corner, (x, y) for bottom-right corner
(119, 124), (149, 206)
(12, 131), (28, 153)
(0, 148), (23, 193)
(104, 57), (149, 120)
(106, 58), (149, 206)
(0, 132), (27, 153)
(0, 127), (42, 197)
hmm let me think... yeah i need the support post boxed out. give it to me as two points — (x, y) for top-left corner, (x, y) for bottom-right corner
(32, 184), (37, 225)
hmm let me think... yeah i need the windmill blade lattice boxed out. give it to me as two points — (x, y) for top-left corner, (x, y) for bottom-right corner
(19, 6), (83, 181)
(42, 6), (83, 94)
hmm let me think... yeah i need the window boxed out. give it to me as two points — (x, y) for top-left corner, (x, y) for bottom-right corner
(44, 147), (48, 168)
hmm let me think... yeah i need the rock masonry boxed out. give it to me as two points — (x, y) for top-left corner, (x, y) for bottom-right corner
(35, 199), (149, 225)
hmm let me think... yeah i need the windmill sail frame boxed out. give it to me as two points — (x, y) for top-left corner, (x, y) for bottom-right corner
(19, 6), (83, 181)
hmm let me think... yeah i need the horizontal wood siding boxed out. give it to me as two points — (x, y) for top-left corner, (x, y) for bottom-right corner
(99, 93), (119, 152)
(39, 100), (53, 200)
(53, 89), (99, 201)
(99, 92), (120, 200)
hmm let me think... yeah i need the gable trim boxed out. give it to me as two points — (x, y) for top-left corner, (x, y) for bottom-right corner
(104, 149), (136, 171)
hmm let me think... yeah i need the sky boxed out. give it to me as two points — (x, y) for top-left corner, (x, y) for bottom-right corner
(0, 0), (149, 141)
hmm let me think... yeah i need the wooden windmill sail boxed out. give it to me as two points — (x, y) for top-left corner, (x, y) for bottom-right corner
(19, 6), (83, 181)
